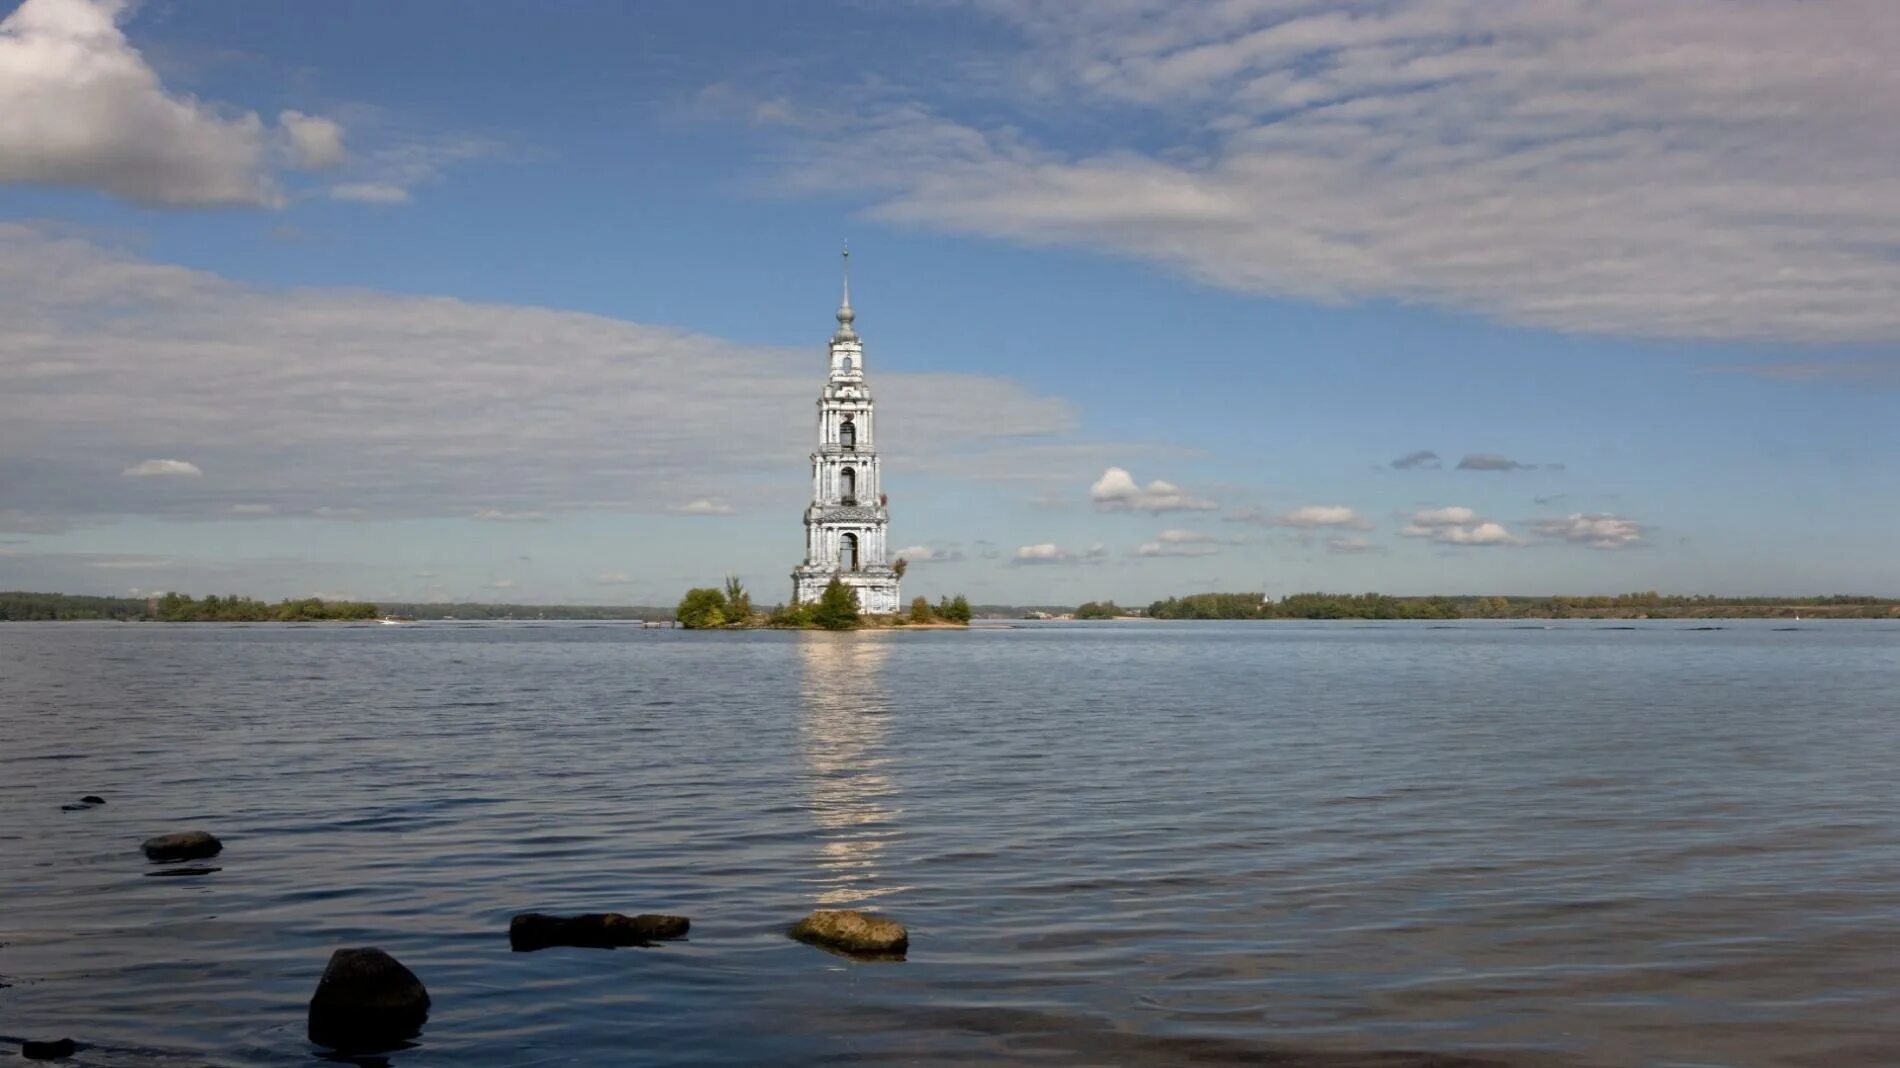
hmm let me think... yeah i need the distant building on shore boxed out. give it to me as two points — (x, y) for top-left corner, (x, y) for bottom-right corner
(791, 250), (902, 614)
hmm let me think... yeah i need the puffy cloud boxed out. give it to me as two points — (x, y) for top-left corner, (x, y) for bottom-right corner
(281, 110), (346, 170)
(1531, 513), (1648, 550)
(1089, 466), (1216, 513)
(804, 1), (1900, 343)
(1274, 504), (1370, 529)
(1012, 542), (1107, 565)
(1390, 450), (1440, 470)
(0, 225), (1091, 527)
(1133, 528), (1220, 557)
(893, 544), (966, 563)
(1400, 506), (1524, 547)
(670, 499), (736, 516)
(121, 458), (201, 478)
(0, 0), (279, 207)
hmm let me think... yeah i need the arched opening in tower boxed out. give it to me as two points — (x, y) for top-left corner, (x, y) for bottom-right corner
(840, 418), (856, 449)
(841, 533), (860, 571)
(840, 467), (857, 504)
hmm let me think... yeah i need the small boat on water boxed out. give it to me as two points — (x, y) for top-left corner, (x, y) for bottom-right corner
(377, 617), (407, 625)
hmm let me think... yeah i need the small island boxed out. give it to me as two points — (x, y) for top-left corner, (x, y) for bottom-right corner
(675, 576), (971, 630)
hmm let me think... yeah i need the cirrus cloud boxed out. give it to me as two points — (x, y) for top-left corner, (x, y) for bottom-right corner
(800, 0), (1900, 344)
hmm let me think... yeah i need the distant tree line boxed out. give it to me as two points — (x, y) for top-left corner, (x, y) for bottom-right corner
(152, 593), (380, 622)
(1141, 591), (1900, 620)
(0, 592), (149, 621)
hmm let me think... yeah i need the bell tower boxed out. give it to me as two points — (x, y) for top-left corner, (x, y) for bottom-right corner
(791, 249), (902, 613)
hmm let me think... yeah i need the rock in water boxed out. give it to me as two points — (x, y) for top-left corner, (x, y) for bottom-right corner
(21, 1038), (77, 1060)
(306, 947), (431, 1052)
(61, 795), (106, 811)
(80, 795), (105, 805)
(789, 909), (909, 957)
(140, 831), (222, 861)
(509, 912), (690, 951)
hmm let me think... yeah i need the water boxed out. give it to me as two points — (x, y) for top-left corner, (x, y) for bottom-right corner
(2, 620), (1897, 1066)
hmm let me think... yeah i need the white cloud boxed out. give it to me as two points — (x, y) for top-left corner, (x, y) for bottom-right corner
(472, 509), (546, 522)
(1134, 528), (1221, 557)
(1324, 535), (1381, 555)
(1012, 541), (1107, 565)
(1391, 450), (1440, 470)
(330, 181), (410, 205)
(802, 1), (1900, 343)
(0, 225), (1093, 527)
(1400, 506), (1524, 547)
(281, 110), (346, 170)
(1274, 504), (1370, 529)
(0, 0), (279, 207)
(893, 544), (965, 563)
(670, 499), (736, 516)
(121, 458), (201, 478)
(596, 571), (634, 585)
(1089, 466), (1216, 513)
(1532, 513), (1647, 550)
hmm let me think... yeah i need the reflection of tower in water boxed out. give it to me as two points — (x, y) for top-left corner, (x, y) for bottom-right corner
(798, 633), (907, 906)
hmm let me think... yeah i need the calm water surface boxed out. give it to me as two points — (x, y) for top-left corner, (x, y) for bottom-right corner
(2, 621), (1897, 1066)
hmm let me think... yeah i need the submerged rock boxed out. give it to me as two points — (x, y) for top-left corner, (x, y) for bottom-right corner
(307, 948), (430, 1052)
(21, 1038), (77, 1060)
(145, 866), (221, 878)
(60, 796), (106, 812)
(789, 909), (908, 957)
(140, 831), (222, 861)
(509, 912), (690, 951)
(80, 795), (105, 805)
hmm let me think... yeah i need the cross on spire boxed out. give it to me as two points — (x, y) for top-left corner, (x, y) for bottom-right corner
(834, 243), (857, 341)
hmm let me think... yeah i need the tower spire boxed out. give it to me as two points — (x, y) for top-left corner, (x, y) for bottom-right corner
(833, 243), (857, 341)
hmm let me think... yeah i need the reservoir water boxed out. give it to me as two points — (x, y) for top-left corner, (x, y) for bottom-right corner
(2, 620), (1897, 1066)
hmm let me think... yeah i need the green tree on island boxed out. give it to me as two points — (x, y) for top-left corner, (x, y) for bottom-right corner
(908, 595), (933, 623)
(676, 587), (729, 629)
(723, 575), (753, 624)
(934, 594), (972, 623)
(810, 578), (861, 630)
(1074, 600), (1122, 619)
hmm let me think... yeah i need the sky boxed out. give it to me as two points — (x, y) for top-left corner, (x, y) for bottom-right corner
(2, 0), (1897, 606)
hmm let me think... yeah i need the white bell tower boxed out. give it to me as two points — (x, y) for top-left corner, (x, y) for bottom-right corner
(791, 249), (901, 614)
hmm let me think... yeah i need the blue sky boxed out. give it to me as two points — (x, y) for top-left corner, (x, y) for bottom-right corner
(2, 0), (1897, 605)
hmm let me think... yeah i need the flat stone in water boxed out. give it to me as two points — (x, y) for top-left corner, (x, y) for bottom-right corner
(789, 909), (909, 958)
(145, 866), (221, 878)
(509, 912), (690, 951)
(140, 831), (222, 862)
(307, 947), (431, 1053)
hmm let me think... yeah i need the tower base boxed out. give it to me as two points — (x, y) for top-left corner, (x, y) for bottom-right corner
(792, 566), (902, 615)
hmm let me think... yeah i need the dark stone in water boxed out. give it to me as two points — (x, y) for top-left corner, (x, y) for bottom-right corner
(60, 796), (106, 812)
(21, 1038), (77, 1060)
(80, 795), (105, 805)
(140, 831), (222, 861)
(789, 909), (909, 958)
(509, 912), (690, 951)
(145, 866), (221, 877)
(307, 948), (430, 1052)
